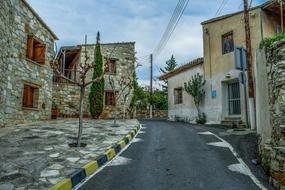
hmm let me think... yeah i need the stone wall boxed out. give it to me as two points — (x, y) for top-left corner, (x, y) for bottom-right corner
(52, 42), (135, 119)
(258, 40), (285, 189)
(0, 0), (57, 126)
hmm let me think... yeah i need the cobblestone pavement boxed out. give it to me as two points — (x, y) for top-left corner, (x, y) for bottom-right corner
(0, 119), (140, 190)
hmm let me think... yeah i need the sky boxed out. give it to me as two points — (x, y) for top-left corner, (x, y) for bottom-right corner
(27, 0), (266, 88)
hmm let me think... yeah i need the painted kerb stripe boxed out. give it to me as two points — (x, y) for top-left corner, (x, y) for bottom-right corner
(83, 161), (98, 177)
(105, 148), (116, 161)
(71, 169), (86, 188)
(49, 126), (140, 190)
(49, 179), (72, 190)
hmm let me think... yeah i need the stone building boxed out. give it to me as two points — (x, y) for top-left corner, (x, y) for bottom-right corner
(201, 1), (282, 126)
(255, 40), (285, 190)
(0, 0), (58, 127)
(159, 58), (204, 122)
(52, 42), (135, 119)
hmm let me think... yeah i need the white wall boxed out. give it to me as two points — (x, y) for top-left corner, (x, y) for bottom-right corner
(254, 49), (271, 144)
(167, 65), (203, 122)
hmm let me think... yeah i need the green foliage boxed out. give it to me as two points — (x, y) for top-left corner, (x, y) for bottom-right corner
(160, 55), (177, 74)
(184, 73), (206, 123)
(184, 73), (206, 111)
(130, 72), (148, 112)
(260, 32), (285, 49)
(149, 91), (168, 110)
(89, 32), (105, 119)
(196, 112), (207, 124)
(160, 55), (177, 94)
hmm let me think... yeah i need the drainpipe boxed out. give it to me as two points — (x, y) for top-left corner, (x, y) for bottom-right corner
(205, 28), (213, 92)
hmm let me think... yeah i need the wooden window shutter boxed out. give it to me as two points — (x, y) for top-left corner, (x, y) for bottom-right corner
(23, 85), (34, 108)
(112, 61), (116, 74)
(105, 62), (109, 73)
(34, 44), (45, 64)
(26, 35), (34, 59)
(111, 92), (115, 106)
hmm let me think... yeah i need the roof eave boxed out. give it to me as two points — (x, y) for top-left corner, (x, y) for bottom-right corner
(21, 0), (59, 40)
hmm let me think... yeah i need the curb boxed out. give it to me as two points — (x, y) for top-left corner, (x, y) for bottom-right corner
(49, 125), (140, 190)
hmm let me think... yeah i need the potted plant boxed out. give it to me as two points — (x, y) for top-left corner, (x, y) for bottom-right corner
(51, 101), (59, 119)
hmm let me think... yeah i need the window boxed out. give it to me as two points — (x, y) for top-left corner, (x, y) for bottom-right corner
(105, 91), (116, 106)
(105, 59), (116, 74)
(222, 32), (234, 54)
(22, 84), (39, 109)
(174, 87), (183, 104)
(26, 34), (46, 64)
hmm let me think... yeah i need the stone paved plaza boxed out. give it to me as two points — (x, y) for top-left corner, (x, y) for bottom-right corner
(0, 119), (140, 190)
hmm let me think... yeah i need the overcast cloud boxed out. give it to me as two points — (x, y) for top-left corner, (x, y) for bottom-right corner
(27, 0), (266, 88)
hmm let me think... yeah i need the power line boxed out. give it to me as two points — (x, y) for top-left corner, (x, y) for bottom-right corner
(155, 0), (190, 57)
(249, 0), (253, 8)
(153, 0), (189, 58)
(153, 0), (185, 55)
(215, 0), (228, 16)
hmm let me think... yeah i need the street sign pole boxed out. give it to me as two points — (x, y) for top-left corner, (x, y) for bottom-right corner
(235, 46), (249, 127)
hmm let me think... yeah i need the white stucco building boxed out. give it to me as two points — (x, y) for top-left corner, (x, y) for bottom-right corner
(159, 58), (204, 122)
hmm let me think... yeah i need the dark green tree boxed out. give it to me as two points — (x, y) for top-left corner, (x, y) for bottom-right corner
(160, 55), (177, 93)
(129, 72), (147, 112)
(149, 90), (168, 110)
(89, 32), (104, 119)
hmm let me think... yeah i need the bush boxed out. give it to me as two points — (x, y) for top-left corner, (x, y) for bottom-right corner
(196, 112), (207, 124)
(259, 32), (285, 49)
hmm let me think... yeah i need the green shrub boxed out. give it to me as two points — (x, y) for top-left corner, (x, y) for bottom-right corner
(259, 32), (285, 49)
(196, 112), (207, 124)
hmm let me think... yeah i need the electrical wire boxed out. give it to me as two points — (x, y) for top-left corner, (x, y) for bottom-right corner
(153, 0), (189, 58)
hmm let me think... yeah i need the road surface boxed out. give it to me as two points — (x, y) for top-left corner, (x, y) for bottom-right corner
(78, 120), (265, 190)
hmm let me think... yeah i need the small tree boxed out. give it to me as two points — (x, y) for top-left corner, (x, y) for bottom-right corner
(160, 55), (177, 93)
(51, 35), (106, 147)
(129, 72), (148, 118)
(89, 32), (104, 119)
(108, 70), (133, 126)
(184, 73), (206, 115)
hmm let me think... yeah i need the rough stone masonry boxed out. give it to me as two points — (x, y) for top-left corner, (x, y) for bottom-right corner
(263, 40), (285, 189)
(52, 42), (136, 119)
(0, 0), (58, 127)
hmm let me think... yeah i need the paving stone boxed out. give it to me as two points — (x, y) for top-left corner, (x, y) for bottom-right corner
(44, 147), (53, 151)
(66, 157), (80, 163)
(47, 177), (64, 184)
(0, 183), (14, 190)
(49, 153), (60, 158)
(0, 119), (139, 189)
(48, 164), (64, 170)
(40, 170), (59, 177)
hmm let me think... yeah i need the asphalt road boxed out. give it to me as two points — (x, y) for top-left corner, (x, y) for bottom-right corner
(78, 120), (263, 190)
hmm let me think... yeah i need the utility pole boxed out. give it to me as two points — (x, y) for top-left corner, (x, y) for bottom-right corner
(243, 0), (254, 99)
(281, 0), (284, 32)
(150, 54), (153, 119)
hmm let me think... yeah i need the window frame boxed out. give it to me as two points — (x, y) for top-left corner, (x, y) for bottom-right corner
(22, 83), (40, 110)
(105, 90), (116, 106)
(221, 31), (234, 55)
(26, 34), (46, 65)
(174, 87), (183, 105)
(105, 58), (117, 74)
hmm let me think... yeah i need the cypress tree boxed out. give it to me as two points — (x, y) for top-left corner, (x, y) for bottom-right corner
(89, 32), (104, 118)
(160, 55), (177, 94)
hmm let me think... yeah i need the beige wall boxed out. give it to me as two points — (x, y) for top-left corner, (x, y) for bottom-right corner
(202, 8), (279, 124)
(167, 64), (204, 122)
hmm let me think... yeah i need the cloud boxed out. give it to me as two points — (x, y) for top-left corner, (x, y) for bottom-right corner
(26, 0), (267, 84)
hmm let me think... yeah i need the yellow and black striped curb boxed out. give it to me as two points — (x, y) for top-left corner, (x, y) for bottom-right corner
(49, 125), (141, 190)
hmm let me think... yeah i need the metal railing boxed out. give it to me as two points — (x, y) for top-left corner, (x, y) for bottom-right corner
(53, 69), (80, 84)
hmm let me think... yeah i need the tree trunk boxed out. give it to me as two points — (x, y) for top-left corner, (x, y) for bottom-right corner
(77, 86), (85, 147)
(123, 100), (126, 120)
